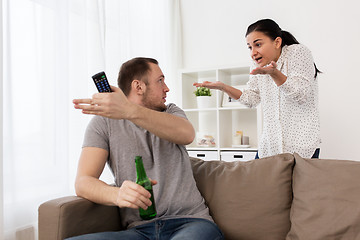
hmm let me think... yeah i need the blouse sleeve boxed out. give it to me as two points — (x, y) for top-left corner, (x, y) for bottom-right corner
(279, 44), (316, 104)
(239, 70), (261, 108)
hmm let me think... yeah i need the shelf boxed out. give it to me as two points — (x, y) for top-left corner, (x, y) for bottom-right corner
(184, 108), (217, 112)
(187, 147), (258, 151)
(219, 106), (254, 110)
(187, 147), (219, 151)
(220, 147), (258, 151)
(180, 65), (262, 161)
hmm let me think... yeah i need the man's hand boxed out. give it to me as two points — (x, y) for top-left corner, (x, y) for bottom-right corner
(116, 180), (157, 210)
(73, 85), (135, 119)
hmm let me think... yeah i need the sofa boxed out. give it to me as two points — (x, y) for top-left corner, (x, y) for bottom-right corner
(38, 153), (360, 240)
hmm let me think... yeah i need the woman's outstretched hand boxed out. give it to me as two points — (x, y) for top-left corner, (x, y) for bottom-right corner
(193, 81), (224, 90)
(250, 61), (277, 75)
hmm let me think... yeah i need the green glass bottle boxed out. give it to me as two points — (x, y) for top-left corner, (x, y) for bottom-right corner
(135, 156), (157, 220)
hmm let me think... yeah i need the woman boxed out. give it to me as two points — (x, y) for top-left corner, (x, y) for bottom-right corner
(193, 19), (321, 159)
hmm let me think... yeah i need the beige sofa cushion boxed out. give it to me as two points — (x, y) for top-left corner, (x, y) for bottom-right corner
(287, 153), (360, 240)
(190, 153), (294, 240)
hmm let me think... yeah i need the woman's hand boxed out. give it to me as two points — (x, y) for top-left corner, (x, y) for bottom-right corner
(193, 81), (225, 90)
(194, 81), (243, 100)
(250, 61), (277, 75)
(250, 61), (287, 86)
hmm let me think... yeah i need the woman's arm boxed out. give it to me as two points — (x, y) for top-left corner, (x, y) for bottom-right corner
(193, 81), (243, 100)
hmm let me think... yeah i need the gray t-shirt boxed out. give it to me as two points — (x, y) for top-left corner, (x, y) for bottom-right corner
(83, 103), (213, 228)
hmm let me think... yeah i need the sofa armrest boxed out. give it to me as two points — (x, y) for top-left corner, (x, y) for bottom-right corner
(38, 196), (123, 240)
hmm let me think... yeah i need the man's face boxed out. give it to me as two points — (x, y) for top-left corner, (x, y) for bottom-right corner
(141, 63), (169, 111)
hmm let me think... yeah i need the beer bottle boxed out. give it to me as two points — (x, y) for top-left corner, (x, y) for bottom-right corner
(135, 156), (157, 220)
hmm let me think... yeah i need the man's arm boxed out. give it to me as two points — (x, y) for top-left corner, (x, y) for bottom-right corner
(127, 104), (195, 145)
(75, 147), (153, 210)
(73, 87), (195, 145)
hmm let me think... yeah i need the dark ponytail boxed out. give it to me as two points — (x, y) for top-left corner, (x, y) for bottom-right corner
(280, 30), (299, 46)
(246, 19), (321, 78)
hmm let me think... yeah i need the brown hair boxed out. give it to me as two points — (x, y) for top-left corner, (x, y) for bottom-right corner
(246, 19), (321, 78)
(117, 57), (158, 96)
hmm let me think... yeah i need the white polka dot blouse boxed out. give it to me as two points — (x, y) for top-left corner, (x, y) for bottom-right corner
(239, 44), (321, 158)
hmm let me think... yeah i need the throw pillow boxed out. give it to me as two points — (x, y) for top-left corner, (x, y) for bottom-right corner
(287, 153), (360, 240)
(190, 153), (294, 240)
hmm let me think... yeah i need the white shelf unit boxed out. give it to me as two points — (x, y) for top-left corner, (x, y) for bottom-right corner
(180, 66), (262, 161)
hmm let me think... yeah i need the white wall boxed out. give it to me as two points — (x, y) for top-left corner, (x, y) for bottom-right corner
(1, 0), (3, 235)
(180, 0), (360, 160)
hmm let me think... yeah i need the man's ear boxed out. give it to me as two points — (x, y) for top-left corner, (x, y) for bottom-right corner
(131, 80), (146, 95)
(275, 37), (282, 49)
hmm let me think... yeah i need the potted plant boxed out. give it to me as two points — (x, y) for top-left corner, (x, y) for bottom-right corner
(194, 87), (212, 97)
(194, 87), (215, 109)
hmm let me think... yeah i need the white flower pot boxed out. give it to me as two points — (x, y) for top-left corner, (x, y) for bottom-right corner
(196, 96), (216, 109)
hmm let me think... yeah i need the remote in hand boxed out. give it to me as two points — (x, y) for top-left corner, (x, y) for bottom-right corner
(92, 71), (112, 93)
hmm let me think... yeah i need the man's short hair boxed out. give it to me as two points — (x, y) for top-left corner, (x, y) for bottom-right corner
(117, 57), (158, 96)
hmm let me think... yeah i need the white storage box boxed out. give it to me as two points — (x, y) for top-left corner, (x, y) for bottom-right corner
(220, 151), (257, 162)
(187, 150), (219, 161)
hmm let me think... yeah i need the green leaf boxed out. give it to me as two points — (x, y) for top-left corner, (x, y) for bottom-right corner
(194, 87), (212, 96)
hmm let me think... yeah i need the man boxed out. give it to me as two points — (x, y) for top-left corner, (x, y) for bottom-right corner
(68, 57), (224, 240)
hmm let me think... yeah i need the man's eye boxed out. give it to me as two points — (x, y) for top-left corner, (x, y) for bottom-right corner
(248, 46), (252, 50)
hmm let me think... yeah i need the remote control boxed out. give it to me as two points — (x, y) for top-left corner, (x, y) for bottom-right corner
(92, 71), (112, 92)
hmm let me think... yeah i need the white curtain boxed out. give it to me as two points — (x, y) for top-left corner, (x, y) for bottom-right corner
(2, 0), (182, 239)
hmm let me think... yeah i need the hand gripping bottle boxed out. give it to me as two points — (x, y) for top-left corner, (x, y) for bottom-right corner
(135, 156), (157, 220)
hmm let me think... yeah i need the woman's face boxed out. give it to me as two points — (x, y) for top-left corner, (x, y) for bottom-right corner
(246, 31), (282, 67)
